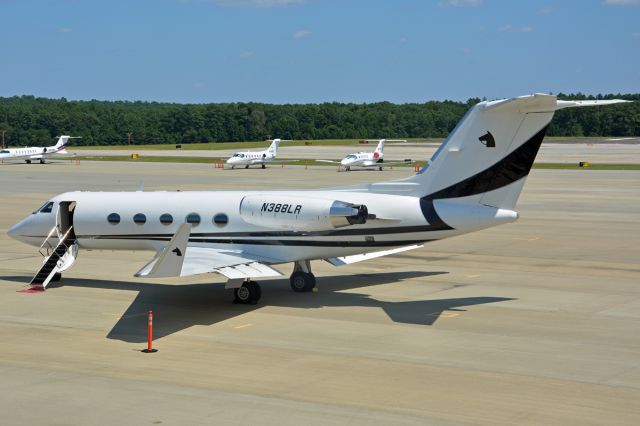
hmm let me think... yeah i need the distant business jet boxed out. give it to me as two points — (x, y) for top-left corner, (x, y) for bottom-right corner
(7, 95), (628, 305)
(0, 136), (79, 164)
(318, 139), (412, 171)
(226, 139), (291, 169)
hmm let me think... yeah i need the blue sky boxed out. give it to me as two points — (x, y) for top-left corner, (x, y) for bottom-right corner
(1, 0), (638, 103)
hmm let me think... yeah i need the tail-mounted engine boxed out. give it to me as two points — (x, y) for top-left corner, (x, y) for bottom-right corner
(239, 195), (368, 231)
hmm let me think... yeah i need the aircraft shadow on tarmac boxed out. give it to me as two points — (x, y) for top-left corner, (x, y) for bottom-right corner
(3, 272), (514, 343)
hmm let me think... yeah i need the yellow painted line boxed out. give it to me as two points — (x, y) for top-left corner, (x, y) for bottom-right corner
(233, 323), (253, 330)
(512, 236), (540, 242)
(427, 311), (460, 318)
(465, 274), (481, 278)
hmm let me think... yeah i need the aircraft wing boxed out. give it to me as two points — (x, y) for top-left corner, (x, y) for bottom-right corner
(378, 159), (413, 166)
(30, 154), (43, 159)
(316, 159), (341, 164)
(136, 246), (284, 279)
(135, 223), (284, 279)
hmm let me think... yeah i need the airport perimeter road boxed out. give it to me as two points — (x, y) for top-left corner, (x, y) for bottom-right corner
(69, 139), (640, 164)
(0, 162), (639, 425)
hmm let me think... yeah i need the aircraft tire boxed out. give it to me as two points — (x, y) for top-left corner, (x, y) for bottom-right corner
(261, 164), (265, 169)
(40, 159), (45, 164)
(234, 281), (261, 305)
(51, 272), (62, 282)
(345, 166), (350, 171)
(378, 166), (383, 171)
(25, 160), (31, 164)
(290, 271), (316, 292)
(245, 165), (249, 169)
(231, 165), (235, 169)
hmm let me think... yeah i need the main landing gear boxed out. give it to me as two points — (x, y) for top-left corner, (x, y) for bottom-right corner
(230, 260), (317, 305)
(289, 260), (316, 292)
(233, 280), (261, 305)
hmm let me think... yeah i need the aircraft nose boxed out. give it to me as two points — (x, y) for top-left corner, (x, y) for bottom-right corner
(6, 218), (26, 240)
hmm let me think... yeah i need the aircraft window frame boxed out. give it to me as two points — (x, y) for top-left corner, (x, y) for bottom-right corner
(133, 213), (147, 225)
(213, 213), (229, 227)
(186, 212), (201, 226)
(159, 213), (173, 225)
(32, 201), (54, 214)
(107, 213), (121, 225)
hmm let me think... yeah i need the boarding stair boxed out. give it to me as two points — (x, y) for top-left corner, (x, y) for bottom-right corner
(30, 226), (76, 290)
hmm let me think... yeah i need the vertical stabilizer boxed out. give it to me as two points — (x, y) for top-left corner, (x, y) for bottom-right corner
(403, 94), (628, 210)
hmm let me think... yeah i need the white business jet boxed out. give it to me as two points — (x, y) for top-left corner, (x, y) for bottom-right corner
(226, 139), (290, 169)
(0, 135), (79, 164)
(7, 95), (627, 305)
(318, 139), (411, 171)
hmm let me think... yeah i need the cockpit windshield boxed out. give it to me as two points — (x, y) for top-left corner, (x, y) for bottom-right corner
(232, 153), (245, 158)
(0, 150), (9, 154)
(32, 201), (54, 214)
(346, 155), (358, 160)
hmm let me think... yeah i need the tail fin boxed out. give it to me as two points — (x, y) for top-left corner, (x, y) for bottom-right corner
(406, 94), (628, 210)
(374, 139), (385, 156)
(54, 136), (70, 150)
(267, 138), (281, 156)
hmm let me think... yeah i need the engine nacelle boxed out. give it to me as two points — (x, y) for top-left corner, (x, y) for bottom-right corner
(239, 195), (368, 231)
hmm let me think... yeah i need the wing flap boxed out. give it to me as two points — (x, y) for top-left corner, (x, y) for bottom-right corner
(325, 244), (423, 266)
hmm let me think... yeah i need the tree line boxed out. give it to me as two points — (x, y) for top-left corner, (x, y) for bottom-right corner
(0, 93), (638, 146)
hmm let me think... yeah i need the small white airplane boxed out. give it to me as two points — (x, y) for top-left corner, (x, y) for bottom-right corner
(7, 94), (628, 306)
(0, 136), (79, 164)
(318, 139), (412, 171)
(226, 139), (290, 169)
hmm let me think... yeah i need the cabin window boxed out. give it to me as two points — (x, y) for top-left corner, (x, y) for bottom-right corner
(159, 213), (173, 225)
(133, 213), (146, 225)
(213, 213), (228, 226)
(186, 213), (201, 226)
(107, 213), (121, 225)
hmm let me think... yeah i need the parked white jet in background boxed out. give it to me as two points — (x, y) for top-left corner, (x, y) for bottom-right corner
(226, 139), (290, 169)
(0, 135), (79, 164)
(318, 139), (412, 171)
(7, 95), (628, 306)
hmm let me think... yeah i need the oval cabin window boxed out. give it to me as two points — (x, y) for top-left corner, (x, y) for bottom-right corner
(159, 213), (173, 225)
(107, 213), (120, 225)
(133, 213), (146, 225)
(186, 213), (201, 226)
(213, 213), (228, 227)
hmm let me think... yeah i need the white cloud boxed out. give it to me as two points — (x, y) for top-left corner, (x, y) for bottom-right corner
(239, 51), (254, 58)
(499, 24), (533, 33)
(633, 32), (640, 38)
(439, 0), (481, 6)
(603, 0), (640, 5)
(213, 0), (304, 7)
(292, 30), (312, 39)
(57, 27), (73, 33)
(603, 0), (640, 6)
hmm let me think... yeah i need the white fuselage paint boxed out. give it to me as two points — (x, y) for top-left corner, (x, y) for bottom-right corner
(8, 190), (480, 264)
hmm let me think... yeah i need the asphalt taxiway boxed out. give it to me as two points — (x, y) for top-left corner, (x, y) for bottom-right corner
(0, 160), (639, 425)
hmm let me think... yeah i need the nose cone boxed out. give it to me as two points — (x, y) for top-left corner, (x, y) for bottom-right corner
(340, 158), (350, 166)
(6, 218), (27, 241)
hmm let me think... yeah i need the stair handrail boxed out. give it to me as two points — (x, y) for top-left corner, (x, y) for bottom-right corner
(38, 225), (59, 257)
(39, 225), (74, 258)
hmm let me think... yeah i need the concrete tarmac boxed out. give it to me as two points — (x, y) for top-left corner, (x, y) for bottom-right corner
(1, 160), (639, 425)
(70, 138), (640, 164)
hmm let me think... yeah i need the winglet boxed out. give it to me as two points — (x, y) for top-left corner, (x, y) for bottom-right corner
(135, 223), (191, 278)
